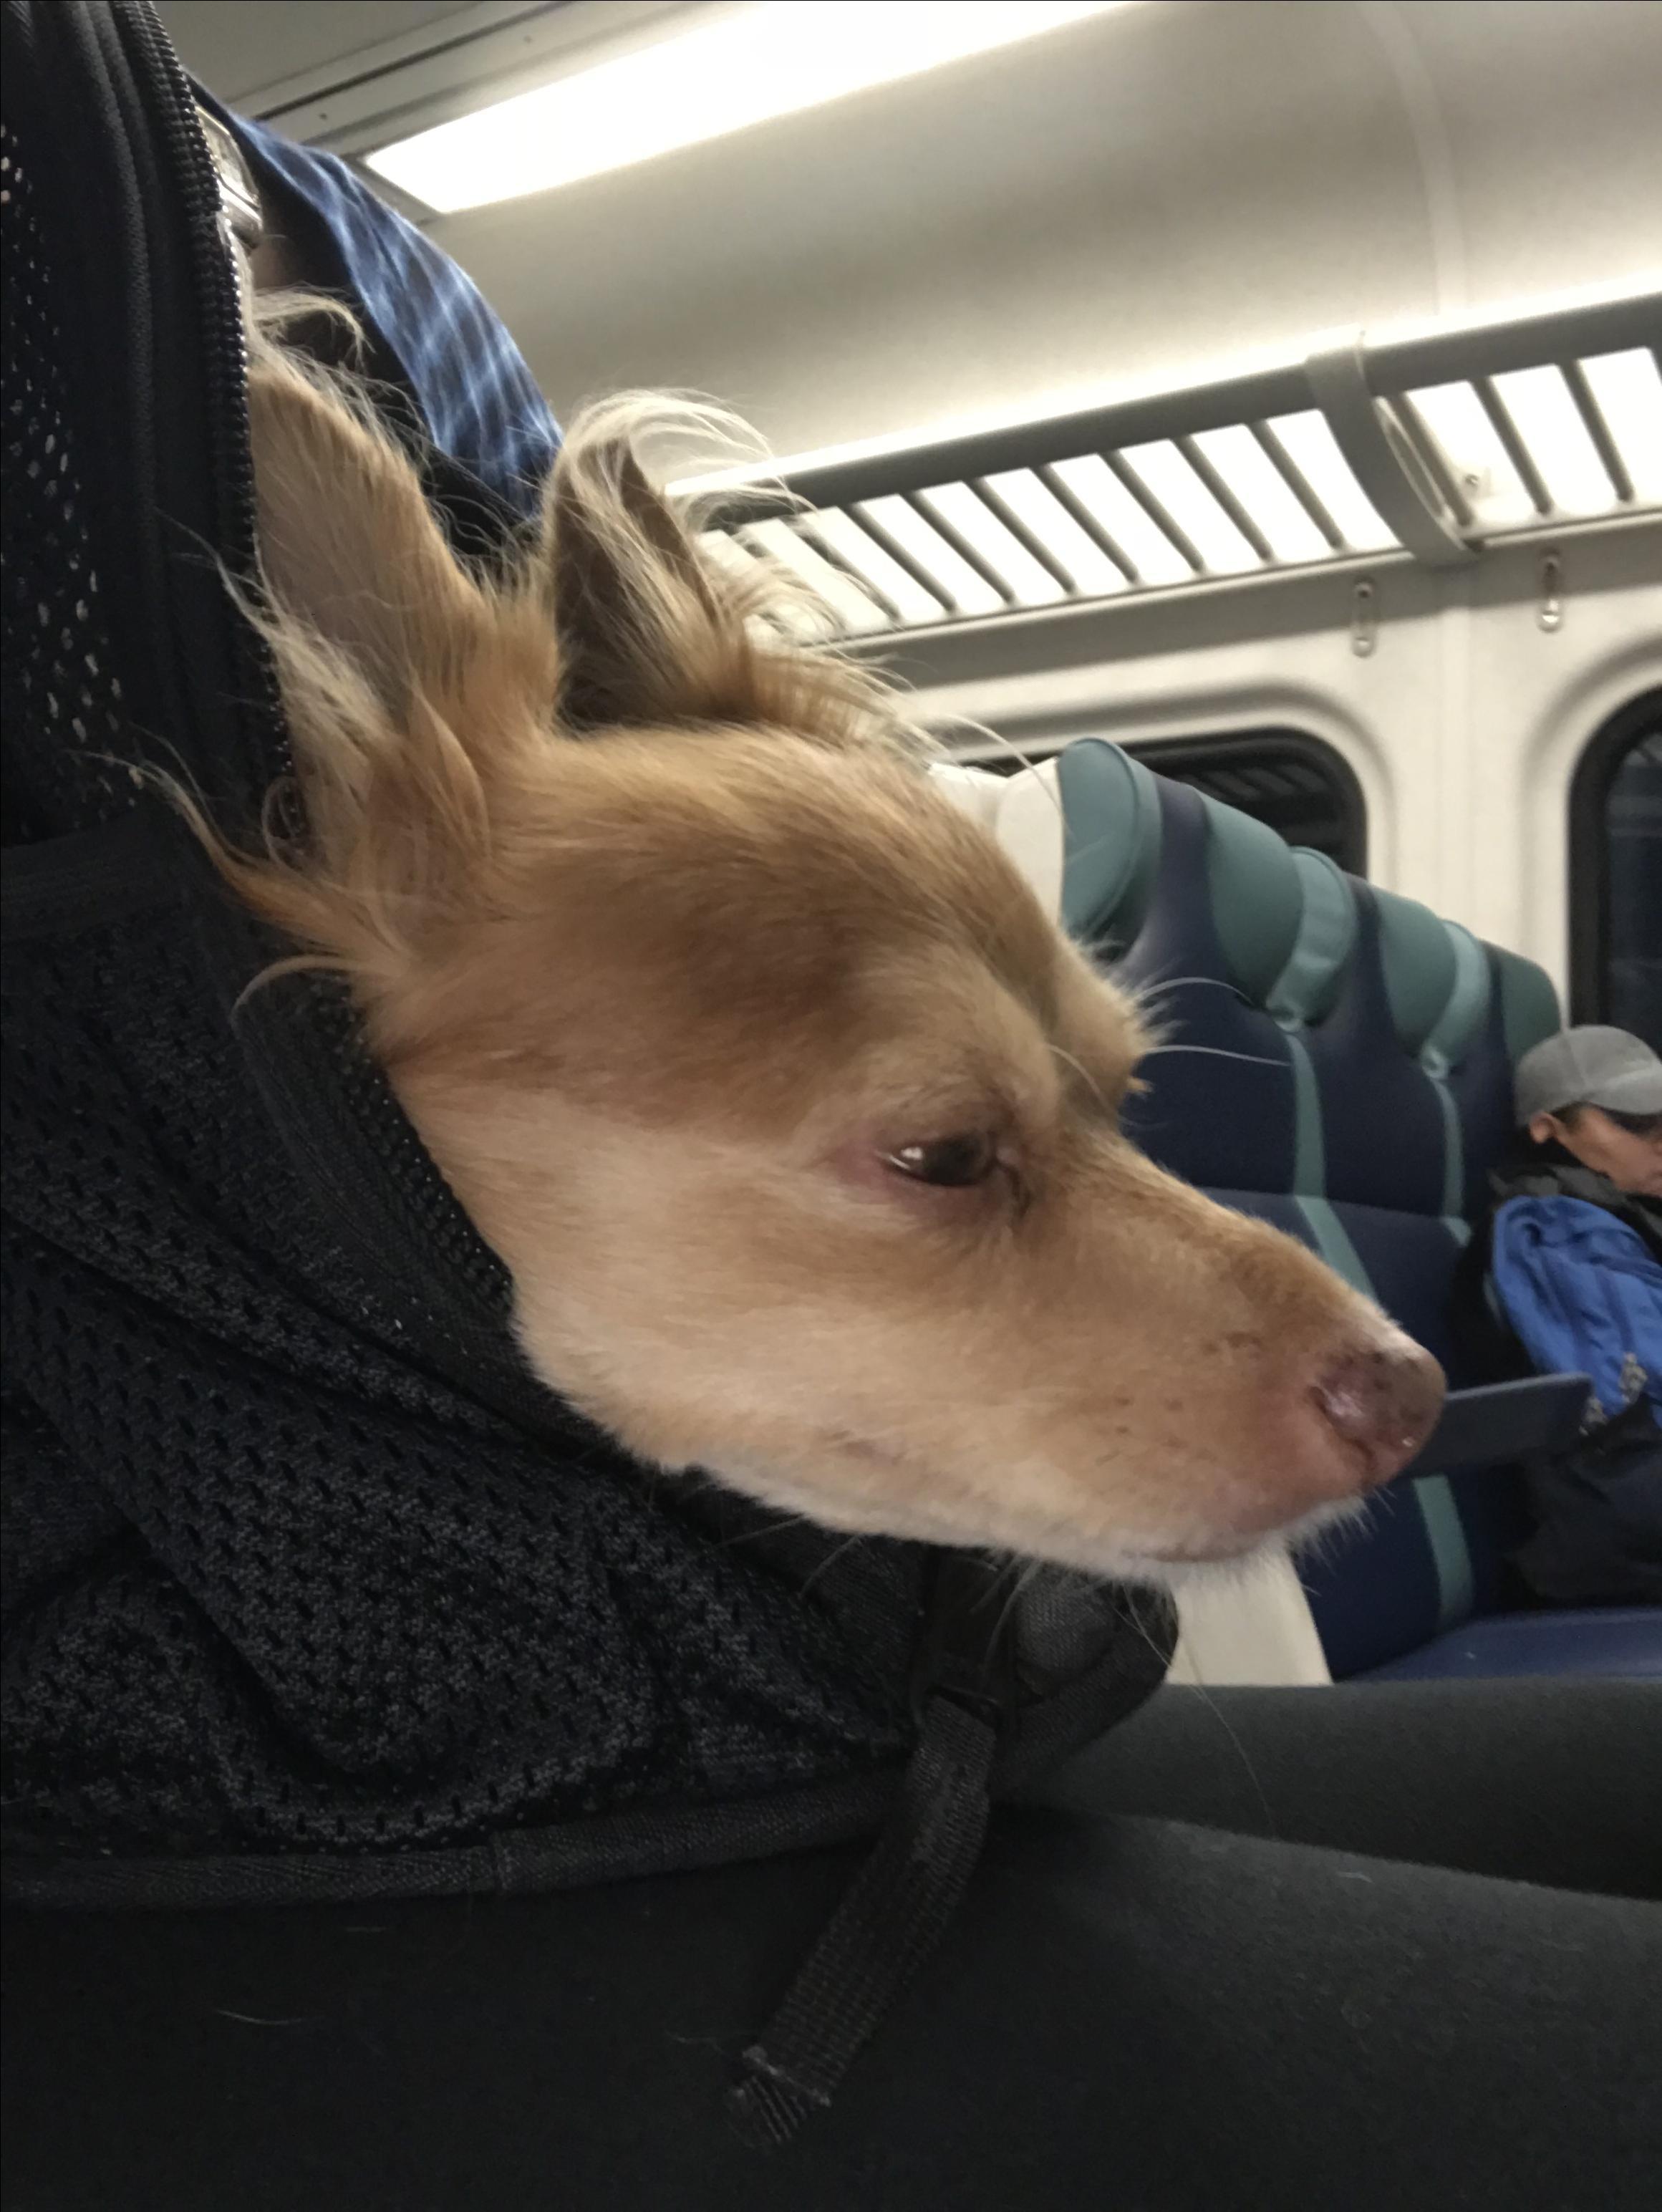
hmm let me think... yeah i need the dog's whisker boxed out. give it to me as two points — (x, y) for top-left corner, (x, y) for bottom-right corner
(1141, 1045), (1290, 1071)
(691, 1496), (828, 1550)
(939, 723), (1068, 835)
(1048, 1042), (1110, 1117)
(980, 1552), (1033, 1652)
(798, 1530), (876, 1593)
(1183, 1669), (1281, 1840)
(1121, 1585), (1279, 1837)
(1129, 974), (1252, 1006)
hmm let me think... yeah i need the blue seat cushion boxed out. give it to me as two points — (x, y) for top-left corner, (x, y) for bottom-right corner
(1049, 738), (1575, 1680)
(1356, 1607), (1662, 1680)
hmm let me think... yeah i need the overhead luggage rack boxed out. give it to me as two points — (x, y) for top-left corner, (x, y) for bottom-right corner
(687, 282), (1662, 638)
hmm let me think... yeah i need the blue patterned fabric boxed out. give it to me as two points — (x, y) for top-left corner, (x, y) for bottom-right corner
(195, 87), (561, 518)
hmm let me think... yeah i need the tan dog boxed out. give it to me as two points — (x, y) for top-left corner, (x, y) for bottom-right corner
(203, 338), (1443, 1586)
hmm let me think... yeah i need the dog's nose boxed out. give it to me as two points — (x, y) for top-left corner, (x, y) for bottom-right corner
(1314, 1341), (1444, 1485)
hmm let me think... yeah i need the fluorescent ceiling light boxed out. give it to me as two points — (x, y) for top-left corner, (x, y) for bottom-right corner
(1045, 455), (1192, 585)
(981, 468), (1129, 595)
(1579, 348), (1662, 503)
(1488, 365), (1613, 516)
(1187, 424), (1331, 563)
(742, 518), (889, 634)
(805, 508), (946, 626)
(1118, 440), (1262, 573)
(367, 1), (1129, 212)
(860, 494), (1006, 617)
(1400, 382), (1537, 530)
(917, 483), (1070, 607)
(1260, 412), (1398, 552)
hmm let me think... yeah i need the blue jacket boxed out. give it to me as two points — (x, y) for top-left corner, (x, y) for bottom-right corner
(1492, 1196), (1662, 1419)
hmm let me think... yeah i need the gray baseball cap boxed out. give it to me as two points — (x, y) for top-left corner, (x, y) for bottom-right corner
(1514, 1025), (1662, 1125)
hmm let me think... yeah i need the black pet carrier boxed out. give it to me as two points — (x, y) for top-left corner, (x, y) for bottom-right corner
(0, 0), (1172, 2140)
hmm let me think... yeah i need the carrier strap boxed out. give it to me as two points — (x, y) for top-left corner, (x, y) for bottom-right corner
(726, 1554), (1010, 2150)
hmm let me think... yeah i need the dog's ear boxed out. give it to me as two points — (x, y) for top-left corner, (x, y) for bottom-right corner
(247, 356), (496, 717)
(217, 356), (559, 986)
(542, 427), (754, 736)
(541, 420), (916, 759)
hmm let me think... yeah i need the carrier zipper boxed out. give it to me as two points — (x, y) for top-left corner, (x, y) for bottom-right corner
(117, 0), (292, 795)
(101, 6), (557, 1421)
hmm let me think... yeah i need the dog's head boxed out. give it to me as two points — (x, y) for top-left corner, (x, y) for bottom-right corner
(220, 350), (1442, 1583)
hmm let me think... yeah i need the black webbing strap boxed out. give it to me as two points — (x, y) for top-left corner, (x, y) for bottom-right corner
(726, 1554), (1010, 2150)
(726, 1691), (996, 2150)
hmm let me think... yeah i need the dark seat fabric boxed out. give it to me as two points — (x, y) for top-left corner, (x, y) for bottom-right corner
(1053, 738), (1661, 1678)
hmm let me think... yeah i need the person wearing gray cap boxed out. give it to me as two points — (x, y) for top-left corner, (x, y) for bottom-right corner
(1450, 1026), (1661, 1607)
(1512, 1026), (1662, 1198)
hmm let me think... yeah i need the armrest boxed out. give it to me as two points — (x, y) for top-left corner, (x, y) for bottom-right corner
(1396, 1373), (1592, 1481)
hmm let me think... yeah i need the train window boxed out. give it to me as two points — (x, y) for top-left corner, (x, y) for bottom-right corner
(1124, 733), (1366, 873)
(1570, 687), (1662, 1049)
(977, 729), (1367, 874)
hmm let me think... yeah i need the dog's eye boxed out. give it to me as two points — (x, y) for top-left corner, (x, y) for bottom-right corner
(881, 1133), (999, 1187)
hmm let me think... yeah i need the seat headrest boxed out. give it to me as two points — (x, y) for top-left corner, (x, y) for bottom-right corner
(932, 740), (1560, 1091)
(927, 758), (1066, 922)
(1054, 740), (1163, 943)
(1265, 849), (1357, 1027)
(928, 741), (1164, 946)
(1371, 887), (1460, 1056)
(1198, 793), (1304, 1003)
